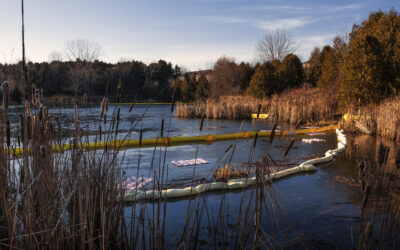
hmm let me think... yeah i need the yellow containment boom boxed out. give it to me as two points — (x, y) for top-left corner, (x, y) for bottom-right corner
(9, 124), (339, 156)
(251, 113), (269, 119)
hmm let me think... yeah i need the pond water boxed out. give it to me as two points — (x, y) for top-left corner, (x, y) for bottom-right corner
(11, 104), (399, 248)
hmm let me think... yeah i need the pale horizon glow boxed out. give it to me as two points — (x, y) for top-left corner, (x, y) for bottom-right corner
(0, 0), (398, 70)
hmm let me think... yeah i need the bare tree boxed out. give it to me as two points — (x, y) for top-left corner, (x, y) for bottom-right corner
(64, 39), (102, 98)
(64, 39), (102, 62)
(256, 29), (296, 62)
(208, 56), (242, 97)
(48, 50), (63, 62)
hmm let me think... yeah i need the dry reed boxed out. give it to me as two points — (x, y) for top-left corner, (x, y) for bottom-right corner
(175, 85), (338, 124)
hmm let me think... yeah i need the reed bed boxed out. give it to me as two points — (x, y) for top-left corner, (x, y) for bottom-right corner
(344, 96), (400, 141)
(175, 85), (338, 124)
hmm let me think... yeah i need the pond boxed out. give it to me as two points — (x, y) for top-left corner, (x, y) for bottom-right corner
(10, 104), (398, 248)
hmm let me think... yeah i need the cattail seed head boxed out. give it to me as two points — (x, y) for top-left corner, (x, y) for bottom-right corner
(376, 142), (385, 165)
(253, 132), (259, 148)
(256, 104), (261, 119)
(225, 144), (233, 153)
(160, 119), (164, 137)
(39, 104), (43, 121)
(270, 123), (278, 144)
(284, 139), (296, 157)
(295, 119), (303, 130)
(116, 84), (121, 104)
(44, 107), (48, 121)
(24, 101), (30, 115)
(200, 116), (205, 131)
(31, 85), (36, 105)
(35, 89), (40, 106)
(1, 81), (9, 109)
(105, 98), (109, 112)
(170, 99), (175, 113)
(100, 97), (106, 118)
(139, 128), (143, 146)
(83, 92), (87, 105)
(115, 107), (120, 136)
(129, 102), (135, 113)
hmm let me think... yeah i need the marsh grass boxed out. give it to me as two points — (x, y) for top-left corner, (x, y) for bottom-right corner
(175, 85), (338, 124)
(344, 96), (400, 141)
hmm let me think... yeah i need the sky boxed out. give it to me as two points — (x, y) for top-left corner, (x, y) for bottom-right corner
(0, 0), (399, 70)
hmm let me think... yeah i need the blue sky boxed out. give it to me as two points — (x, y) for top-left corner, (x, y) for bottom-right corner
(0, 0), (398, 70)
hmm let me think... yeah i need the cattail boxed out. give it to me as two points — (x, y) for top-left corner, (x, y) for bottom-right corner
(100, 97), (106, 118)
(73, 138), (77, 149)
(31, 85), (36, 105)
(129, 102), (135, 113)
(256, 104), (261, 119)
(99, 125), (102, 141)
(252, 132), (258, 148)
(6, 120), (10, 147)
(43, 107), (48, 121)
(27, 115), (32, 140)
(225, 144), (233, 153)
(104, 114), (107, 125)
(376, 142), (385, 165)
(383, 146), (390, 164)
(139, 128), (143, 146)
(395, 148), (400, 169)
(24, 100), (30, 115)
(116, 84), (121, 104)
(38, 104), (43, 121)
(170, 99), (175, 113)
(270, 123), (278, 144)
(105, 98), (109, 112)
(83, 92), (87, 105)
(115, 107), (120, 136)
(199, 116), (205, 131)
(295, 119), (302, 130)
(35, 89), (40, 106)
(284, 139), (296, 157)
(160, 119), (164, 137)
(1, 81), (9, 109)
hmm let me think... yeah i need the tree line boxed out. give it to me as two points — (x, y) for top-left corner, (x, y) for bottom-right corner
(0, 59), (182, 103)
(1, 9), (399, 107)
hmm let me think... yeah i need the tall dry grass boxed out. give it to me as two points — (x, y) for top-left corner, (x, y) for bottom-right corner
(0, 84), (126, 249)
(175, 85), (338, 124)
(344, 96), (400, 141)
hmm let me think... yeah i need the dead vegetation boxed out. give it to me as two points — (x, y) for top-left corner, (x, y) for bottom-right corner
(213, 165), (249, 182)
(343, 96), (400, 141)
(176, 85), (338, 124)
